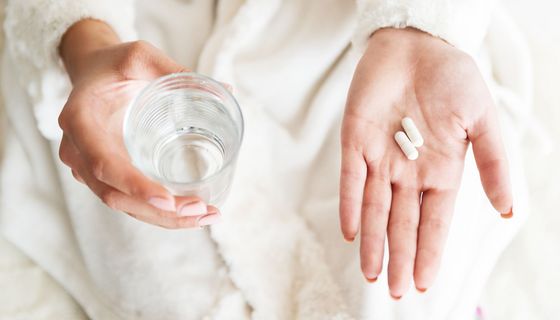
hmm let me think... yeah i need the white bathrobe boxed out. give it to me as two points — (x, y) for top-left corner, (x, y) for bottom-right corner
(1, 0), (533, 319)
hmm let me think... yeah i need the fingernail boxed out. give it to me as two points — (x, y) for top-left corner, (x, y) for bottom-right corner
(178, 201), (207, 216)
(343, 236), (355, 243)
(501, 207), (513, 219)
(416, 287), (427, 293)
(148, 197), (175, 211)
(365, 276), (378, 283)
(390, 294), (402, 300)
(197, 213), (221, 227)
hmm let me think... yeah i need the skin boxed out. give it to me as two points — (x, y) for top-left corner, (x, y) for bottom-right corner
(58, 19), (220, 229)
(340, 28), (513, 298)
(59, 21), (513, 298)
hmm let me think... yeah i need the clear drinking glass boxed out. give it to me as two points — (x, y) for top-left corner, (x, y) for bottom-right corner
(123, 72), (244, 206)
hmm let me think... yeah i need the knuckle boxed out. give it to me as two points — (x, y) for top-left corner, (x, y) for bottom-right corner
(128, 40), (152, 53)
(362, 200), (388, 215)
(58, 137), (76, 168)
(57, 112), (68, 131)
(341, 134), (363, 151)
(58, 101), (82, 133)
(390, 249), (416, 263)
(58, 112), (76, 134)
(57, 103), (74, 132)
(388, 218), (417, 235)
(122, 40), (152, 65)
(340, 166), (364, 182)
(421, 217), (448, 233)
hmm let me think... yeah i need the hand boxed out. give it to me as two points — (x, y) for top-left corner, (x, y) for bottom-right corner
(339, 28), (512, 298)
(58, 20), (220, 228)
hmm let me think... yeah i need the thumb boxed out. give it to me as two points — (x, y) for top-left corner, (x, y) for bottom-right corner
(469, 106), (513, 218)
(151, 54), (190, 77)
(150, 58), (233, 91)
(127, 41), (190, 78)
(147, 51), (232, 91)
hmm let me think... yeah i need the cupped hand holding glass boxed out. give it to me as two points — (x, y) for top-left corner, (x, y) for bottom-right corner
(58, 19), (224, 228)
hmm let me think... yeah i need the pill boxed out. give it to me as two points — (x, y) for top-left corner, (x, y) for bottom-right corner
(394, 131), (419, 160)
(401, 117), (424, 147)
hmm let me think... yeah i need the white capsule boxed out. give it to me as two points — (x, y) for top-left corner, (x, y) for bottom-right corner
(401, 117), (424, 147)
(394, 131), (419, 160)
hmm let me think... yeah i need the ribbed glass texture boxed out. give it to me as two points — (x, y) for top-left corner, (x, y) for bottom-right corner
(123, 73), (244, 205)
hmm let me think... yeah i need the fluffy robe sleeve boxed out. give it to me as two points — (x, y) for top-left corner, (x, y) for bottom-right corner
(353, 0), (499, 55)
(3, 0), (137, 140)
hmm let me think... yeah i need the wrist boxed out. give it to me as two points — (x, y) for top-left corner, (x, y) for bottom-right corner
(59, 19), (120, 83)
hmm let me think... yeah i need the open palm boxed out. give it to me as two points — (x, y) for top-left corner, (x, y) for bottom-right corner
(339, 28), (513, 298)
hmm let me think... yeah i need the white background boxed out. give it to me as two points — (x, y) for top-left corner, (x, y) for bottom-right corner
(481, 0), (560, 319)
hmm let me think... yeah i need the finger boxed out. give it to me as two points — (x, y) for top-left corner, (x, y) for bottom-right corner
(144, 43), (190, 76)
(123, 40), (190, 78)
(74, 156), (216, 229)
(60, 136), (207, 227)
(469, 106), (513, 217)
(111, 192), (196, 220)
(206, 205), (219, 215)
(124, 208), (221, 229)
(387, 184), (421, 299)
(151, 55), (190, 76)
(68, 128), (175, 211)
(360, 167), (391, 282)
(339, 147), (367, 241)
(120, 195), (217, 225)
(67, 150), (179, 219)
(196, 206), (222, 227)
(62, 109), (175, 211)
(77, 166), (136, 214)
(175, 196), (208, 216)
(414, 188), (456, 291)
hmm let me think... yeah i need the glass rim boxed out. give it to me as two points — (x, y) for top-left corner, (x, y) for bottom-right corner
(122, 71), (244, 189)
